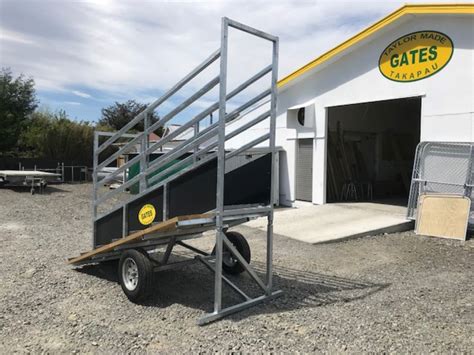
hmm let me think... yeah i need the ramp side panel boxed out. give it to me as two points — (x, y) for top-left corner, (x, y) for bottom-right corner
(224, 153), (271, 206)
(168, 153), (272, 217)
(168, 158), (218, 218)
(93, 153), (272, 248)
(94, 186), (164, 248)
(127, 185), (164, 232)
(94, 208), (123, 247)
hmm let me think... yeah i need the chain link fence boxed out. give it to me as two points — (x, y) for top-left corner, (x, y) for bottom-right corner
(407, 141), (474, 227)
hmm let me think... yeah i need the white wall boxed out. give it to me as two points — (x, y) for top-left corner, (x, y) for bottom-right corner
(229, 15), (474, 206)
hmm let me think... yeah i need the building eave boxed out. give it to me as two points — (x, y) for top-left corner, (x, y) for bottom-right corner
(277, 3), (474, 89)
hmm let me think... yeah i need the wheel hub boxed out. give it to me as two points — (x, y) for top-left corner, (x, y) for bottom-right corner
(223, 250), (237, 267)
(122, 257), (139, 291)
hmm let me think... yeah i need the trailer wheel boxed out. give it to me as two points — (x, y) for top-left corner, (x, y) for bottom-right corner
(118, 249), (153, 303)
(213, 231), (251, 275)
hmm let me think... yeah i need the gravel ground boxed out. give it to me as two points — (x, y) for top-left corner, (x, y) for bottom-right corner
(0, 183), (473, 353)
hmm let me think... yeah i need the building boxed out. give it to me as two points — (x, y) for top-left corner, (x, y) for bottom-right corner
(231, 3), (473, 207)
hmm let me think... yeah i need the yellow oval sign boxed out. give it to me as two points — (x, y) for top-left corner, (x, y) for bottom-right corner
(379, 31), (453, 82)
(138, 204), (156, 225)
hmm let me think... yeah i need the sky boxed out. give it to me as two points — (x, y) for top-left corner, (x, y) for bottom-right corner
(0, 0), (444, 123)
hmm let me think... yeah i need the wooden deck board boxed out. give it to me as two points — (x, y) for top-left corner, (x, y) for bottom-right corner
(68, 213), (212, 265)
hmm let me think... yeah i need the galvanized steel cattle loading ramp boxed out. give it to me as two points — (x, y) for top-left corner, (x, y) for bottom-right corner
(68, 18), (281, 325)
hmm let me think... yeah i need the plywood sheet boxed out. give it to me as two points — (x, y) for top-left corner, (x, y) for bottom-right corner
(416, 194), (470, 241)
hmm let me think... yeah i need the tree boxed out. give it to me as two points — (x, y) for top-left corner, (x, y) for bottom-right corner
(21, 109), (94, 165)
(0, 68), (38, 154)
(99, 100), (163, 135)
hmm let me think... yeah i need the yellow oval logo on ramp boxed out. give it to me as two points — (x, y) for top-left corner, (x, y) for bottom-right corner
(379, 31), (453, 82)
(138, 204), (156, 225)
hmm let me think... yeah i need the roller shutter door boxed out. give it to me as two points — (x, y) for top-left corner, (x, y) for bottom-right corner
(295, 139), (313, 201)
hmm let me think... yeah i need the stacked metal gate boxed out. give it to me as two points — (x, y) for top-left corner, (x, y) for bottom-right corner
(407, 141), (474, 226)
(91, 18), (280, 324)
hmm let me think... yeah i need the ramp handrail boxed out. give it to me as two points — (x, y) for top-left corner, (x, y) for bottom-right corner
(92, 17), (278, 224)
(96, 49), (222, 155)
(94, 77), (273, 218)
(94, 108), (273, 221)
(95, 74), (271, 189)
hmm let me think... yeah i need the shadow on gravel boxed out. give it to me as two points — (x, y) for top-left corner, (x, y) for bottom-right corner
(77, 260), (119, 283)
(75, 254), (389, 322)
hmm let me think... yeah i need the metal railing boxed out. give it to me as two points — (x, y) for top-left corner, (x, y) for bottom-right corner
(93, 20), (277, 222)
(17, 163), (89, 183)
(407, 141), (474, 226)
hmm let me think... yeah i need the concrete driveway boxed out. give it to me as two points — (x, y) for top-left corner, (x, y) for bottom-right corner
(245, 201), (413, 244)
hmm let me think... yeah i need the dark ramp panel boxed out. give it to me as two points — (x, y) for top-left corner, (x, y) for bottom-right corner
(168, 154), (271, 218)
(94, 153), (272, 248)
(94, 208), (123, 247)
(127, 185), (164, 232)
(94, 187), (164, 247)
(168, 159), (217, 218)
(224, 153), (271, 206)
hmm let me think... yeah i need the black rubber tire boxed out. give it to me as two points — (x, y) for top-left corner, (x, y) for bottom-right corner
(212, 231), (251, 275)
(118, 249), (153, 303)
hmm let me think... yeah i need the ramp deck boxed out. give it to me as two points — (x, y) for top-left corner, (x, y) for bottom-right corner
(68, 213), (212, 265)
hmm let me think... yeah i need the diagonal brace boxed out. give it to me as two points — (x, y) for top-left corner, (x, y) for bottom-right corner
(196, 256), (251, 301)
(222, 234), (269, 293)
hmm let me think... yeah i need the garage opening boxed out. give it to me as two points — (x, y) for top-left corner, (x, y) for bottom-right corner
(326, 96), (421, 204)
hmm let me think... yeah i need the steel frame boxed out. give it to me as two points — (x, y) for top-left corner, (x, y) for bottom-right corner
(202, 17), (280, 325)
(90, 17), (280, 325)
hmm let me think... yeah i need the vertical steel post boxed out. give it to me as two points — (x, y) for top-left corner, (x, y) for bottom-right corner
(122, 204), (128, 237)
(163, 183), (168, 221)
(140, 114), (149, 193)
(193, 123), (199, 164)
(92, 131), (99, 248)
(214, 17), (228, 314)
(266, 37), (279, 293)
